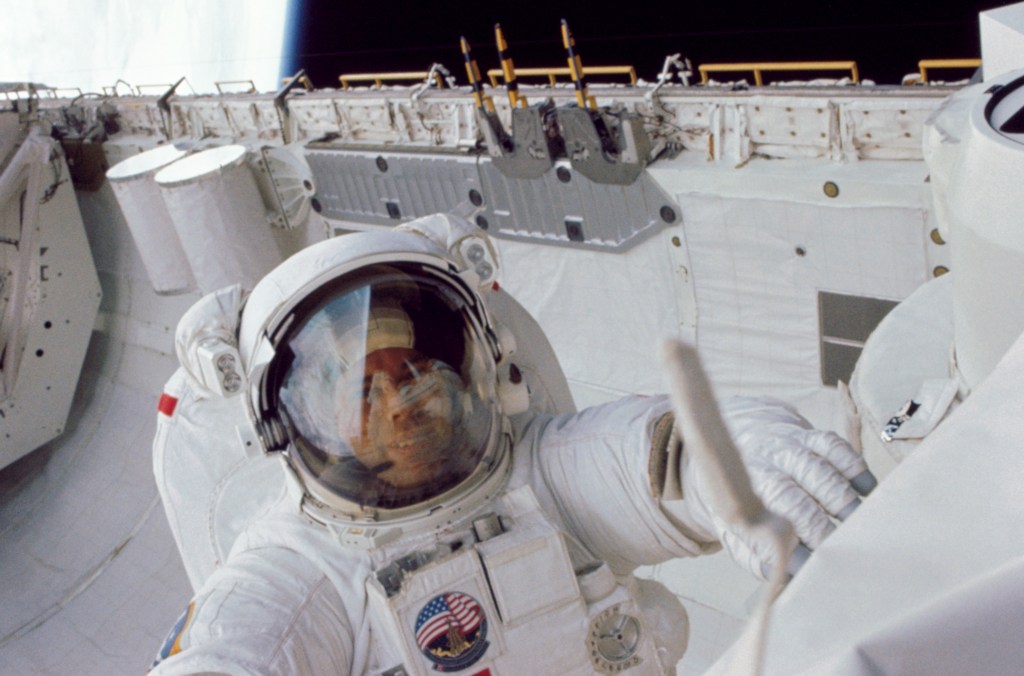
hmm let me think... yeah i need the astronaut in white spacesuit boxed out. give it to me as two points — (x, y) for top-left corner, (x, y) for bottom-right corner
(150, 213), (873, 675)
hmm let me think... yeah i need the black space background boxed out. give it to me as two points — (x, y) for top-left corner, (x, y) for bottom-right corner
(288, 1), (1000, 88)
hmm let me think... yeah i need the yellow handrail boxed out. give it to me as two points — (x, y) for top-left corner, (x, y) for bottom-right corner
(485, 65), (637, 88)
(917, 59), (981, 83)
(338, 71), (445, 89)
(280, 74), (314, 90)
(699, 61), (860, 86)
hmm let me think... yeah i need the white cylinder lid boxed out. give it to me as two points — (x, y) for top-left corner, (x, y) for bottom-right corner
(106, 144), (188, 181)
(155, 145), (248, 187)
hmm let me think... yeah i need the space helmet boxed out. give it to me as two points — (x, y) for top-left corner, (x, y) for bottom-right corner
(238, 219), (517, 529)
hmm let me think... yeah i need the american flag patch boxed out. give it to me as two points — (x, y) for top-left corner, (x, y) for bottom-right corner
(414, 592), (489, 670)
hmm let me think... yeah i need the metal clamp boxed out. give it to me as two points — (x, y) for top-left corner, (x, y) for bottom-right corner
(274, 68), (310, 144)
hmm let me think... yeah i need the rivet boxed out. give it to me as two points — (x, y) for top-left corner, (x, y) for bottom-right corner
(823, 181), (839, 198)
(671, 236), (681, 247)
(930, 228), (946, 245)
(934, 265), (950, 277)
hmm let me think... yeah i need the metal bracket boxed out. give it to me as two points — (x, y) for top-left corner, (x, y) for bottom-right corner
(157, 77), (186, 140)
(478, 100), (558, 180)
(411, 63), (455, 103)
(556, 105), (652, 185)
(274, 69), (309, 144)
(646, 53), (692, 105)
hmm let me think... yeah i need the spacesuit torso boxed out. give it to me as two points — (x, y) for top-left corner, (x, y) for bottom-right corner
(151, 394), (707, 675)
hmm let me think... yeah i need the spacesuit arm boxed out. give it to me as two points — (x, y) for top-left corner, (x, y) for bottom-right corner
(527, 394), (871, 580)
(525, 395), (721, 575)
(148, 546), (355, 675)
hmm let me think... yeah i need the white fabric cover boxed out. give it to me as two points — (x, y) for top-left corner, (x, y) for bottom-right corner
(711, 328), (1024, 675)
(850, 273), (957, 475)
(156, 146), (283, 294)
(107, 145), (195, 293)
(680, 195), (928, 417)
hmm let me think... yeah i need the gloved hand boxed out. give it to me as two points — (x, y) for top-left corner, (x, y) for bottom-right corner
(681, 395), (876, 580)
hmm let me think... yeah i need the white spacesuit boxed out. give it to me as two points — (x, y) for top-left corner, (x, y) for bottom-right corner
(150, 213), (872, 675)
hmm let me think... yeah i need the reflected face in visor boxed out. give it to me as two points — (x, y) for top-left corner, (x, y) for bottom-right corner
(275, 262), (499, 512)
(344, 347), (465, 489)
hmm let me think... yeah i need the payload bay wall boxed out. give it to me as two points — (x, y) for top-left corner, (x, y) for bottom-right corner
(34, 81), (953, 427)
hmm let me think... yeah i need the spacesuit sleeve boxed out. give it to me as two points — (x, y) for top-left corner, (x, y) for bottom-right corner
(522, 394), (720, 575)
(153, 367), (262, 591)
(148, 546), (354, 675)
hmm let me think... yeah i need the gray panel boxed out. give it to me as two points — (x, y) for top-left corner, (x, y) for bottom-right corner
(819, 291), (899, 343)
(818, 291), (900, 386)
(305, 148), (481, 225)
(477, 158), (679, 251)
(821, 341), (863, 387)
(305, 147), (678, 252)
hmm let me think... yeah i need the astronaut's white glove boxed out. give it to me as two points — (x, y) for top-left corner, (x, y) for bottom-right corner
(681, 395), (876, 580)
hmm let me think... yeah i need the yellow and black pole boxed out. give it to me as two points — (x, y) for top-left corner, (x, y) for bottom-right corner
(461, 35), (513, 153)
(495, 24), (527, 108)
(460, 36), (496, 113)
(561, 19), (597, 110)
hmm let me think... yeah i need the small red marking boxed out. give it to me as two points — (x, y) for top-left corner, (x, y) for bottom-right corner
(158, 393), (178, 417)
(491, 281), (500, 292)
(471, 669), (491, 676)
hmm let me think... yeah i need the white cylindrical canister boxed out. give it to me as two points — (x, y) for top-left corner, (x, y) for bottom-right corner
(155, 145), (283, 295)
(106, 144), (195, 294)
(947, 71), (1024, 389)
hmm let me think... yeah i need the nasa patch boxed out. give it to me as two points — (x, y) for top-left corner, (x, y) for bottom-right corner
(150, 601), (195, 669)
(414, 592), (489, 671)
